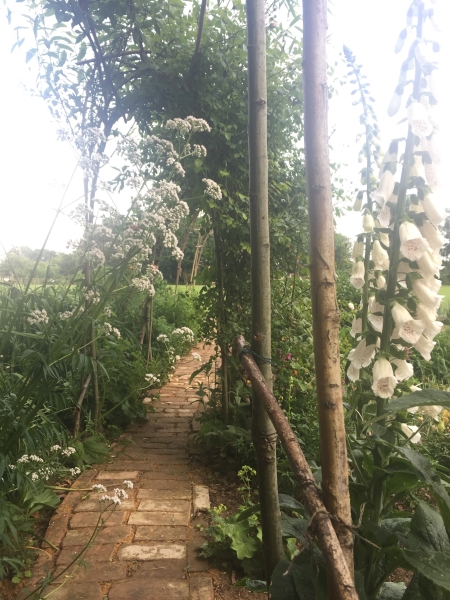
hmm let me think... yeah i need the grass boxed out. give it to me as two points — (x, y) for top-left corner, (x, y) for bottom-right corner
(441, 285), (450, 309)
(167, 284), (204, 293)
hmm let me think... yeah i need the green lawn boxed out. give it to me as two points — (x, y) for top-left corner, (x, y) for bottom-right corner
(441, 285), (450, 309)
(167, 284), (204, 293)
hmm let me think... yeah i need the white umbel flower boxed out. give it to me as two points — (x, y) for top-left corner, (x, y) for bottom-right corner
(399, 221), (430, 261)
(391, 359), (414, 381)
(363, 214), (375, 232)
(372, 240), (390, 271)
(350, 317), (362, 339)
(419, 221), (445, 253)
(412, 279), (443, 309)
(422, 192), (445, 226)
(370, 170), (396, 207)
(407, 102), (433, 138)
(400, 423), (421, 444)
(391, 302), (425, 344)
(415, 304), (443, 340)
(348, 339), (377, 369)
(350, 261), (365, 289)
(372, 357), (397, 399)
(413, 335), (436, 361)
(347, 363), (360, 382)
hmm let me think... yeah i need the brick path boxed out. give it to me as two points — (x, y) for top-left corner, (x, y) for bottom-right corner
(20, 344), (216, 600)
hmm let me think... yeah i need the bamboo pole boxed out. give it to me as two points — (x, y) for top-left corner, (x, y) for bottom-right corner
(246, 0), (283, 579)
(235, 336), (358, 600)
(302, 0), (354, 579)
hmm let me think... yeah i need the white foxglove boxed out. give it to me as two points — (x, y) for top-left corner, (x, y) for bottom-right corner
(421, 405), (444, 421)
(391, 302), (425, 344)
(350, 317), (362, 339)
(399, 221), (430, 261)
(407, 101), (433, 138)
(413, 334), (436, 361)
(424, 162), (441, 191)
(372, 240), (390, 271)
(368, 314), (384, 333)
(363, 214), (375, 233)
(378, 203), (392, 228)
(347, 363), (360, 382)
(422, 192), (445, 226)
(387, 93), (402, 117)
(348, 339), (377, 369)
(350, 261), (365, 289)
(412, 279), (443, 309)
(400, 423), (421, 444)
(369, 298), (384, 315)
(426, 276), (442, 294)
(377, 275), (386, 289)
(394, 28), (408, 53)
(379, 232), (390, 247)
(372, 357), (397, 399)
(417, 249), (441, 278)
(352, 240), (364, 260)
(370, 170), (396, 207)
(416, 303), (443, 340)
(391, 359), (414, 381)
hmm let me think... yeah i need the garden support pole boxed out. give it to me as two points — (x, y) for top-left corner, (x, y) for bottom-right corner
(235, 336), (358, 600)
(246, 0), (283, 580)
(302, 0), (354, 582)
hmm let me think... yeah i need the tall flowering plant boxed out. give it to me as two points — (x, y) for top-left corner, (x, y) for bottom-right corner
(343, 2), (450, 596)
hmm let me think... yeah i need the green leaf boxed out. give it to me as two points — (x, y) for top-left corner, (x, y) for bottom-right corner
(279, 494), (304, 511)
(269, 559), (299, 600)
(403, 550), (450, 591)
(386, 390), (450, 414)
(378, 582), (407, 600)
(235, 503), (260, 522)
(230, 532), (259, 560)
(407, 500), (450, 554)
(281, 515), (308, 542)
(244, 579), (267, 592)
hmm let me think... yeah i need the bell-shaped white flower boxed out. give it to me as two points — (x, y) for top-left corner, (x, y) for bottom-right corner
(394, 28), (408, 53)
(400, 423), (421, 444)
(347, 363), (360, 382)
(369, 298), (384, 315)
(348, 339), (377, 369)
(372, 240), (390, 270)
(422, 192), (445, 226)
(391, 359), (414, 382)
(370, 170), (396, 208)
(368, 314), (384, 332)
(372, 357), (397, 399)
(363, 214), (375, 232)
(399, 221), (430, 261)
(378, 203), (392, 228)
(391, 302), (425, 345)
(352, 240), (364, 260)
(407, 101), (433, 138)
(350, 261), (365, 289)
(387, 92), (402, 117)
(350, 317), (362, 339)
(379, 233), (390, 248)
(353, 194), (363, 212)
(419, 221), (445, 253)
(416, 303), (443, 340)
(426, 276), (442, 294)
(424, 162), (441, 191)
(417, 249), (441, 278)
(413, 334), (436, 361)
(412, 279), (443, 309)
(422, 405), (444, 421)
(377, 275), (386, 289)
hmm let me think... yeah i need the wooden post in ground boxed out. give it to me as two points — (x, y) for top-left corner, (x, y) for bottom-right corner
(302, 0), (354, 583)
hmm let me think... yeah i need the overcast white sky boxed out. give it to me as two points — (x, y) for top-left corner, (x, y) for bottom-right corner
(0, 0), (448, 254)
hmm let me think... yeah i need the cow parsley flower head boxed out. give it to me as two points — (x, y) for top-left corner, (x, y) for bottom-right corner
(202, 179), (222, 201)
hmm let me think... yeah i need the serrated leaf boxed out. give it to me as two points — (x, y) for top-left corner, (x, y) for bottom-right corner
(230, 532), (259, 560)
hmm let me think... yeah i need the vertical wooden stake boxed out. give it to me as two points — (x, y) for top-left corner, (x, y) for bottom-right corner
(302, 0), (354, 583)
(246, 0), (283, 580)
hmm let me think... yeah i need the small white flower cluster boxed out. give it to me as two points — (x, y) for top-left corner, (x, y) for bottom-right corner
(92, 479), (133, 505)
(165, 116), (211, 133)
(172, 247), (184, 261)
(103, 322), (121, 338)
(61, 447), (76, 457)
(92, 484), (107, 492)
(191, 352), (202, 361)
(157, 334), (170, 343)
(104, 306), (113, 317)
(50, 445), (61, 451)
(84, 288), (101, 304)
(17, 454), (44, 464)
(172, 327), (195, 343)
(202, 178), (222, 201)
(131, 277), (156, 297)
(86, 246), (106, 266)
(193, 144), (207, 158)
(28, 309), (49, 325)
(59, 309), (75, 320)
(348, 10), (446, 410)
(70, 467), (81, 477)
(145, 373), (161, 385)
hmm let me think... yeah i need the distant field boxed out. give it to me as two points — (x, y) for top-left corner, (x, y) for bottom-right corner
(441, 285), (450, 308)
(167, 284), (204, 293)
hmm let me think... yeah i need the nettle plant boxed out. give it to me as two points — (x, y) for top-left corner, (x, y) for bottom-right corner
(342, 2), (450, 597)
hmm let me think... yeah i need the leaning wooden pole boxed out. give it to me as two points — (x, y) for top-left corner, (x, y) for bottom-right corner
(235, 336), (358, 600)
(302, 0), (354, 580)
(246, 0), (283, 579)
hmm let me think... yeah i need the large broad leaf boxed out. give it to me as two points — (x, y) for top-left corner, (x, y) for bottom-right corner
(230, 532), (259, 560)
(381, 518), (411, 546)
(279, 494), (304, 512)
(281, 514), (309, 542)
(400, 448), (450, 534)
(378, 582), (407, 600)
(407, 500), (450, 554)
(403, 550), (450, 591)
(386, 390), (450, 414)
(269, 559), (301, 600)
(22, 487), (60, 515)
